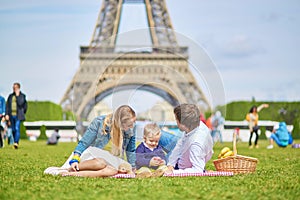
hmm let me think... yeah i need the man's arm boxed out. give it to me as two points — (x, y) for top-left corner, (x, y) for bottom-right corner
(5, 95), (11, 116)
(23, 94), (27, 114)
(172, 144), (206, 173)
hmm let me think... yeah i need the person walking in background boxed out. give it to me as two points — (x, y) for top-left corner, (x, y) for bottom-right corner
(0, 94), (5, 148)
(200, 113), (206, 125)
(6, 82), (27, 149)
(246, 104), (269, 149)
(205, 113), (213, 131)
(211, 111), (225, 143)
(0, 94), (5, 120)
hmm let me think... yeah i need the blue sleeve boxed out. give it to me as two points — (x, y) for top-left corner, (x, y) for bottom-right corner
(74, 116), (103, 155)
(1, 97), (5, 115)
(159, 130), (181, 159)
(125, 134), (136, 168)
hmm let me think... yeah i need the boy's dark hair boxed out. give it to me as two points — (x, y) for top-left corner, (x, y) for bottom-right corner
(174, 104), (200, 130)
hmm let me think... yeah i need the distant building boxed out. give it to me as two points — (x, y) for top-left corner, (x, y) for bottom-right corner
(87, 102), (112, 122)
(138, 101), (175, 121)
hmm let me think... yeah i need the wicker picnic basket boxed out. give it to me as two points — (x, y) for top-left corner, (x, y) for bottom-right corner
(213, 132), (258, 174)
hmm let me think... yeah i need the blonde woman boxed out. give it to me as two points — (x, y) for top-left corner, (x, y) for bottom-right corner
(68, 105), (136, 172)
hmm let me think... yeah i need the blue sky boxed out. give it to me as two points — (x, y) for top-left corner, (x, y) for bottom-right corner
(1, 0), (299, 112)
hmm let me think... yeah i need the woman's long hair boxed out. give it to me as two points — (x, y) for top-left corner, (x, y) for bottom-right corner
(107, 105), (135, 156)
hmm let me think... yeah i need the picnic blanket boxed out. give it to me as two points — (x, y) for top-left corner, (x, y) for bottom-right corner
(112, 171), (234, 178)
(44, 147), (234, 178)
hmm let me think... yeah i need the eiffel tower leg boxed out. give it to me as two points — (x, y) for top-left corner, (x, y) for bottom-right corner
(90, 0), (123, 47)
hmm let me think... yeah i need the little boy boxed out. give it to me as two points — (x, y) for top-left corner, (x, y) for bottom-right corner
(135, 123), (167, 177)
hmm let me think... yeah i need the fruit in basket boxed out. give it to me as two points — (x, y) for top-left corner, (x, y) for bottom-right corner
(218, 147), (234, 159)
(220, 147), (230, 155)
(223, 150), (234, 158)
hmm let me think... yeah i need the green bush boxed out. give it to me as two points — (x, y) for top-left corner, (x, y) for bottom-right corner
(26, 101), (63, 121)
(38, 125), (48, 140)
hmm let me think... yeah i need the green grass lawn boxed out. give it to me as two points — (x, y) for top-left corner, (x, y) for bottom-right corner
(1, 140), (299, 200)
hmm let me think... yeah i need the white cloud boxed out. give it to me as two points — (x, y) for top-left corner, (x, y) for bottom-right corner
(221, 35), (265, 58)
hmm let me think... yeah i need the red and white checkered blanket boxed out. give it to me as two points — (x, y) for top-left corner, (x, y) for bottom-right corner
(111, 171), (234, 178)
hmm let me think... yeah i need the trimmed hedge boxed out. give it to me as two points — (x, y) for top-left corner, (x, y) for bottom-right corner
(26, 101), (63, 121)
(21, 101), (65, 139)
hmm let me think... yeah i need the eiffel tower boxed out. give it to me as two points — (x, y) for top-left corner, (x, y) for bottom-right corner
(60, 0), (211, 120)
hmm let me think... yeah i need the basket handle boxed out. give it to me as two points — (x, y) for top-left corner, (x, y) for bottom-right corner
(233, 129), (237, 156)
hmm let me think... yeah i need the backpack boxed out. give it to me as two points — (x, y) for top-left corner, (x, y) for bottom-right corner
(246, 113), (250, 122)
(212, 118), (219, 128)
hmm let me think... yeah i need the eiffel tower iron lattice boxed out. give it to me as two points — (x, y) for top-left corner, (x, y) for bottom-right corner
(60, 0), (211, 119)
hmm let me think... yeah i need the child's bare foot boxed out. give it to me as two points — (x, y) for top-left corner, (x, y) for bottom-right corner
(136, 171), (152, 178)
(151, 169), (165, 178)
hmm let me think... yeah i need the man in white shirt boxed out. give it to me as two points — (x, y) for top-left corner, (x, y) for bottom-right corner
(167, 104), (213, 173)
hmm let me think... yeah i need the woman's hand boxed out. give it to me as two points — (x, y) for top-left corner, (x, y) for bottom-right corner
(70, 162), (79, 171)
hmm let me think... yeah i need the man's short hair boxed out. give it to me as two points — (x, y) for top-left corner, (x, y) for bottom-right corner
(174, 104), (200, 130)
(13, 82), (21, 88)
